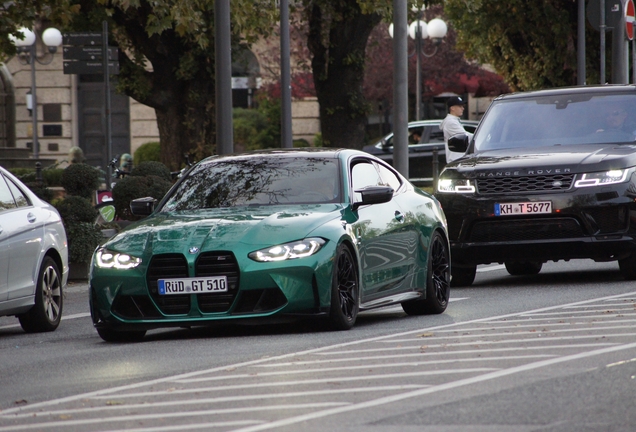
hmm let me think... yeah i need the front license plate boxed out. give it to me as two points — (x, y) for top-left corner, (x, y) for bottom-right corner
(158, 276), (228, 295)
(495, 201), (552, 216)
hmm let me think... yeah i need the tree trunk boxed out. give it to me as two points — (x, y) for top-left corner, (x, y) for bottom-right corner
(307, 2), (381, 149)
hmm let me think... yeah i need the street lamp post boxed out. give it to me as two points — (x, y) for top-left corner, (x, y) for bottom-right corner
(389, 10), (447, 121)
(9, 26), (62, 160)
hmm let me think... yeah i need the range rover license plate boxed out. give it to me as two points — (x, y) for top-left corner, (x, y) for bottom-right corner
(495, 201), (552, 216)
(158, 276), (228, 295)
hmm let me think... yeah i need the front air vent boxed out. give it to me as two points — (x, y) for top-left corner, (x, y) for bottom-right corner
(469, 218), (584, 242)
(146, 254), (191, 315)
(477, 174), (575, 195)
(195, 252), (240, 313)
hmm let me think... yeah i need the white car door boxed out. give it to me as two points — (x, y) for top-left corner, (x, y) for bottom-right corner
(1, 175), (44, 300)
(0, 175), (12, 302)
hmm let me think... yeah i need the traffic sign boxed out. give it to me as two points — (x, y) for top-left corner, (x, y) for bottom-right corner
(62, 32), (103, 46)
(626, 0), (635, 40)
(63, 60), (120, 75)
(63, 46), (118, 61)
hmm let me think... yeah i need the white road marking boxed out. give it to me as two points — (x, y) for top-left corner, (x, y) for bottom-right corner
(229, 341), (636, 432)
(2, 290), (635, 421)
(0, 313), (90, 330)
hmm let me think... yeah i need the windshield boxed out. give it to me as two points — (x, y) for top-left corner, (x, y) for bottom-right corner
(475, 93), (636, 151)
(160, 156), (341, 211)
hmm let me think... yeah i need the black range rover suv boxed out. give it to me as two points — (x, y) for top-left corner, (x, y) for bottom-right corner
(434, 85), (636, 286)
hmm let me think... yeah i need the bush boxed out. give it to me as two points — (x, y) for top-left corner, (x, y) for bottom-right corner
(232, 96), (282, 151)
(313, 133), (324, 147)
(112, 175), (172, 220)
(65, 222), (103, 263)
(24, 182), (53, 203)
(55, 196), (97, 224)
(61, 163), (101, 199)
(42, 168), (65, 187)
(130, 161), (172, 182)
(134, 141), (161, 165)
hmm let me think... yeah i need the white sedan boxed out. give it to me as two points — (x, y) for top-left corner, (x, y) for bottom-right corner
(0, 166), (68, 332)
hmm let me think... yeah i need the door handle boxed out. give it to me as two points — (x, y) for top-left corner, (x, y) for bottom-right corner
(27, 213), (36, 223)
(394, 211), (404, 222)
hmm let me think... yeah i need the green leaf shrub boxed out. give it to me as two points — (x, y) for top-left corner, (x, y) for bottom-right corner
(112, 175), (172, 221)
(61, 163), (101, 199)
(130, 161), (172, 182)
(65, 222), (103, 264)
(134, 141), (161, 165)
(55, 196), (98, 224)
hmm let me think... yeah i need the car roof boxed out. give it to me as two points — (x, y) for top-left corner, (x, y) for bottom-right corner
(199, 147), (374, 163)
(494, 84), (636, 101)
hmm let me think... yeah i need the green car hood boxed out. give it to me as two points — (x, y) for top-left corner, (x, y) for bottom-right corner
(104, 204), (343, 256)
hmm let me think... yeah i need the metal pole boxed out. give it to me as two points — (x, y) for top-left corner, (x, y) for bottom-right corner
(415, 17), (422, 121)
(578, 0), (586, 85)
(215, 0), (234, 155)
(393, 0), (409, 178)
(103, 21), (113, 189)
(633, 39), (636, 83)
(29, 44), (39, 160)
(280, 0), (293, 148)
(612, 2), (628, 84)
(601, 0), (606, 84)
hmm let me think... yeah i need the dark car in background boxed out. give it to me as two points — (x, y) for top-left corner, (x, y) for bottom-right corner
(363, 119), (479, 186)
(435, 85), (636, 286)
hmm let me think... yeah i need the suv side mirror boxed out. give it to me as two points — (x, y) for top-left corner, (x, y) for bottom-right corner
(448, 134), (470, 153)
(130, 196), (157, 216)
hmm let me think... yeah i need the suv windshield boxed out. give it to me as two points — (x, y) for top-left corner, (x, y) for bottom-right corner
(475, 93), (636, 151)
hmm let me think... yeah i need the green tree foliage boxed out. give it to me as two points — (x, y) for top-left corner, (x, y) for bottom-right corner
(134, 141), (161, 165)
(1, 0), (278, 170)
(443, 0), (600, 91)
(301, 0), (389, 149)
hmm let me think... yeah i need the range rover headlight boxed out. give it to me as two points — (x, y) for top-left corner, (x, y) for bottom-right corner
(574, 169), (631, 188)
(249, 238), (326, 262)
(437, 178), (476, 193)
(95, 248), (142, 269)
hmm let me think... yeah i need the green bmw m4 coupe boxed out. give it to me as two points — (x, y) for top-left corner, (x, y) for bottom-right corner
(89, 148), (450, 342)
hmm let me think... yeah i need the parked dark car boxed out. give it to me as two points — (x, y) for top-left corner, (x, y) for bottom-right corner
(434, 85), (636, 286)
(363, 119), (479, 186)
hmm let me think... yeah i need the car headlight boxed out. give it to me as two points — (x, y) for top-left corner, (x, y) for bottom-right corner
(249, 238), (326, 262)
(437, 178), (476, 193)
(95, 248), (142, 269)
(574, 169), (630, 188)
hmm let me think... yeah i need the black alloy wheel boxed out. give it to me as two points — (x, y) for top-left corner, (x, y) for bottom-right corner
(328, 244), (359, 330)
(402, 231), (450, 315)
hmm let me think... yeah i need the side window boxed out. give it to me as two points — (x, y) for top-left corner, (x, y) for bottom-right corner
(351, 161), (382, 201)
(409, 127), (424, 145)
(6, 178), (30, 207)
(464, 124), (477, 133)
(428, 126), (445, 143)
(376, 163), (401, 192)
(0, 175), (17, 212)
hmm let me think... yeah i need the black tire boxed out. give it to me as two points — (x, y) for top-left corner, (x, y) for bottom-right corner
(402, 231), (450, 315)
(451, 265), (476, 287)
(19, 257), (63, 333)
(505, 261), (542, 276)
(327, 244), (359, 330)
(619, 253), (636, 280)
(96, 327), (147, 343)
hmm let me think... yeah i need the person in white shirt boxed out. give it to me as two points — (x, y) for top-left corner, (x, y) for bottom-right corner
(439, 96), (474, 163)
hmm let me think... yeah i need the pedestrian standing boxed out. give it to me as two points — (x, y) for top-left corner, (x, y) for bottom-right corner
(439, 96), (474, 163)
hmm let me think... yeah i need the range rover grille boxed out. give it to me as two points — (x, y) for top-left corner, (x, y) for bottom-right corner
(477, 174), (575, 195)
(469, 218), (583, 242)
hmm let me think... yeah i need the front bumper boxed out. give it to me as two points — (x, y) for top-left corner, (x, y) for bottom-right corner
(437, 183), (636, 266)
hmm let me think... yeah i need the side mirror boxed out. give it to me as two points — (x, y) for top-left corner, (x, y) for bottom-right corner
(130, 196), (157, 216)
(352, 185), (394, 210)
(448, 134), (470, 153)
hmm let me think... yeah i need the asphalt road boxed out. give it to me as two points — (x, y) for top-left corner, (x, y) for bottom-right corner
(1, 259), (635, 431)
